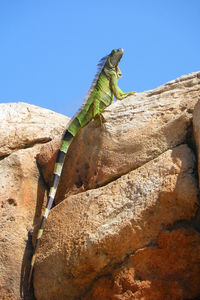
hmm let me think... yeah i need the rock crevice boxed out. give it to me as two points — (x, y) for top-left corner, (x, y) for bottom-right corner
(0, 71), (200, 300)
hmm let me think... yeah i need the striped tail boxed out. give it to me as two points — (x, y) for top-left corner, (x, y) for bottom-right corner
(28, 121), (80, 287)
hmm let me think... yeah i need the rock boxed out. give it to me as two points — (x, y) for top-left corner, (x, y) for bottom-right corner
(0, 146), (44, 300)
(1, 71), (200, 299)
(193, 99), (200, 188)
(0, 102), (69, 157)
(37, 71), (200, 202)
(34, 144), (199, 300)
(0, 102), (69, 299)
(83, 228), (200, 300)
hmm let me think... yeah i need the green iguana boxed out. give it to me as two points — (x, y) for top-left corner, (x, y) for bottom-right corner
(28, 48), (135, 286)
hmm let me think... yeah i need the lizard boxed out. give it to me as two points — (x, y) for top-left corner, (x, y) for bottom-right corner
(28, 48), (135, 287)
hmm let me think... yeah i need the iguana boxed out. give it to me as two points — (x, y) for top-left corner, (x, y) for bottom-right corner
(28, 48), (135, 286)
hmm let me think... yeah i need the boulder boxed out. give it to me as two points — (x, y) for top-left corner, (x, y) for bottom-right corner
(1, 71), (200, 300)
(193, 99), (200, 188)
(34, 144), (199, 300)
(0, 102), (69, 299)
(0, 146), (44, 300)
(83, 228), (200, 300)
(37, 71), (200, 202)
(0, 102), (69, 157)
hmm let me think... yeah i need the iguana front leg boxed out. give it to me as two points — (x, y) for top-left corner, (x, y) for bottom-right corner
(110, 74), (136, 100)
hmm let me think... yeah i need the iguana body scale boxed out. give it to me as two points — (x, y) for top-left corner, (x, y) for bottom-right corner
(28, 48), (135, 286)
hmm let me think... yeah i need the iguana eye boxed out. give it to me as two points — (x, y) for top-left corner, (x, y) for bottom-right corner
(118, 48), (124, 53)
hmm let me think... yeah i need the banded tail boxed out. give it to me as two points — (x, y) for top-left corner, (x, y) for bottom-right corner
(28, 51), (109, 288)
(28, 120), (81, 287)
(28, 48), (132, 287)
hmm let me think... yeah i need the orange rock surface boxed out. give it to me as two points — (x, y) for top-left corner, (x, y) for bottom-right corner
(1, 73), (200, 299)
(33, 144), (199, 300)
(83, 228), (200, 300)
(37, 72), (200, 202)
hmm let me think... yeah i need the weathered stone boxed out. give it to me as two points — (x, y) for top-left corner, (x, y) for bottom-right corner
(0, 146), (45, 300)
(37, 71), (200, 202)
(1, 71), (200, 300)
(83, 228), (200, 300)
(0, 102), (70, 299)
(34, 144), (198, 300)
(0, 102), (69, 157)
(193, 99), (200, 188)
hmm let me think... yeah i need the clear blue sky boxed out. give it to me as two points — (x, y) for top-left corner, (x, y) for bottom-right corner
(0, 1), (199, 117)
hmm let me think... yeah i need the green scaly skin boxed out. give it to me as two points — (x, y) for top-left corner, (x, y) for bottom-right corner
(28, 48), (135, 287)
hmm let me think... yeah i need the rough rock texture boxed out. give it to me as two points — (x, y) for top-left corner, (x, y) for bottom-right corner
(34, 144), (199, 300)
(1, 72), (200, 300)
(0, 103), (69, 299)
(37, 71), (200, 202)
(83, 228), (200, 300)
(193, 99), (200, 188)
(0, 146), (44, 300)
(0, 102), (69, 157)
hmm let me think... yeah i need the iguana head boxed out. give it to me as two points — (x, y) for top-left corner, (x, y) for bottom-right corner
(107, 48), (124, 68)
